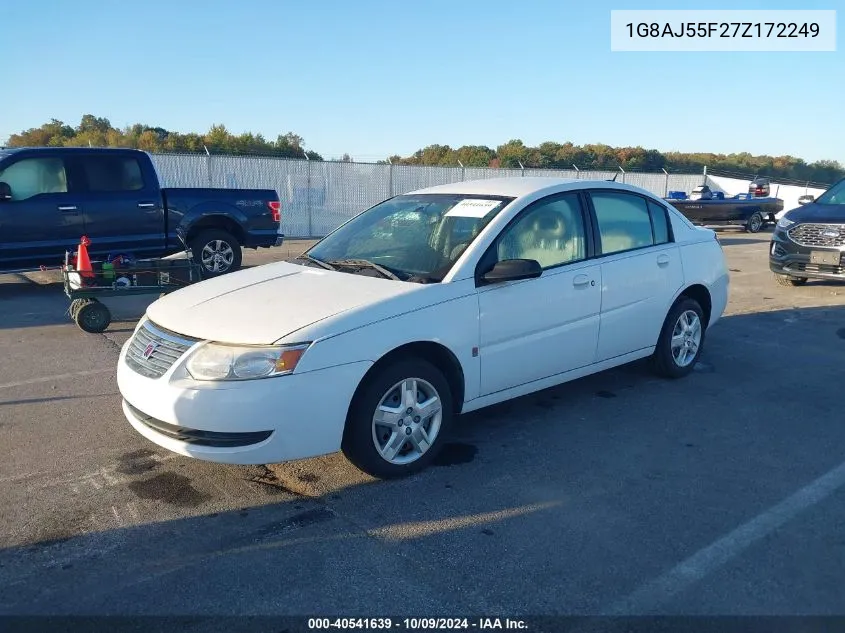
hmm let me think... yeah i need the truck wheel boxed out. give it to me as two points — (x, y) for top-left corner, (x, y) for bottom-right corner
(74, 299), (111, 333)
(774, 274), (808, 287)
(190, 229), (242, 276)
(745, 212), (764, 233)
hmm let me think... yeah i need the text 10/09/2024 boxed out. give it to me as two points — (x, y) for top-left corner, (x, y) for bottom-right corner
(307, 618), (528, 630)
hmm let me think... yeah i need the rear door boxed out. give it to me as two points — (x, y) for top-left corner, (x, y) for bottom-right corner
(586, 190), (685, 362)
(69, 152), (165, 259)
(0, 154), (85, 268)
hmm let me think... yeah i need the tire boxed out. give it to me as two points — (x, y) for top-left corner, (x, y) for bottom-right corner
(746, 212), (764, 233)
(651, 297), (705, 379)
(69, 298), (87, 320)
(74, 299), (111, 333)
(774, 274), (808, 287)
(190, 229), (242, 276)
(342, 358), (454, 479)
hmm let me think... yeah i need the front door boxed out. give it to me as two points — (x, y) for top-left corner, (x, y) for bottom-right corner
(477, 192), (602, 396)
(0, 154), (85, 269)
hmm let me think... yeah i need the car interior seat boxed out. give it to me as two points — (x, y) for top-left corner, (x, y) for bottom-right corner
(504, 204), (584, 268)
(41, 160), (67, 194)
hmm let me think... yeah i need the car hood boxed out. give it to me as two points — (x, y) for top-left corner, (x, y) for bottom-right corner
(145, 262), (419, 345)
(784, 202), (845, 224)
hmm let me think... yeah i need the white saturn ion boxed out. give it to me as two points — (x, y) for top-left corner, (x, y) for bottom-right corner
(117, 178), (729, 478)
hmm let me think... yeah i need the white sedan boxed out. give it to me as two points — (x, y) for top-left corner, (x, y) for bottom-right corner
(117, 178), (729, 478)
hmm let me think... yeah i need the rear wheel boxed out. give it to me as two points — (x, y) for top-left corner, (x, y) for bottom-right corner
(190, 229), (242, 276)
(746, 212), (764, 233)
(342, 358), (453, 479)
(774, 274), (808, 287)
(651, 297), (705, 379)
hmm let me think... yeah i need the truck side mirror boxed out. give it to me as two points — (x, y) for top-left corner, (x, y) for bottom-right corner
(798, 195), (815, 205)
(0, 182), (11, 201)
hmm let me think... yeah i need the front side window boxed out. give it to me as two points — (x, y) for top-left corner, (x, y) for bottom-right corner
(591, 191), (655, 255)
(0, 157), (68, 201)
(816, 179), (845, 205)
(80, 156), (145, 192)
(305, 194), (512, 282)
(496, 194), (586, 269)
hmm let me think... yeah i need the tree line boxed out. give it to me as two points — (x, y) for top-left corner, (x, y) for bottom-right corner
(6, 115), (843, 185)
(5, 115), (323, 160)
(388, 140), (844, 185)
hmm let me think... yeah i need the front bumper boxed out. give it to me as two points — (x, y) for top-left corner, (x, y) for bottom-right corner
(769, 228), (845, 280)
(117, 338), (371, 465)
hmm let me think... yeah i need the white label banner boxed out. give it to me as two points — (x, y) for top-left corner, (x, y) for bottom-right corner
(445, 199), (503, 218)
(610, 10), (837, 52)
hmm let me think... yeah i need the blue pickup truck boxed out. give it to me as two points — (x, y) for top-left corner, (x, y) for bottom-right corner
(0, 147), (282, 275)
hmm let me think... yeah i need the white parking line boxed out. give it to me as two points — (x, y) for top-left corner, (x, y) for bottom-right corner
(0, 369), (114, 390)
(602, 458), (845, 615)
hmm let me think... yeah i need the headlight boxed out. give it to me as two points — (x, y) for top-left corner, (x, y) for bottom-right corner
(185, 342), (310, 381)
(776, 217), (795, 229)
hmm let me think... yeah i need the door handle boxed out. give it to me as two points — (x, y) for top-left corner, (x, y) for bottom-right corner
(137, 203), (156, 209)
(57, 205), (78, 212)
(657, 254), (670, 266)
(573, 274), (591, 287)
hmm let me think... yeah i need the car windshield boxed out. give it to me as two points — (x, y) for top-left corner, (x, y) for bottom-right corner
(815, 179), (845, 205)
(301, 194), (513, 282)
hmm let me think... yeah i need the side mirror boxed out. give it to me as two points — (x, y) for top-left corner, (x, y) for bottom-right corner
(481, 258), (542, 284)
(798, 195), (815, 205)
(0, 182), (11, 202)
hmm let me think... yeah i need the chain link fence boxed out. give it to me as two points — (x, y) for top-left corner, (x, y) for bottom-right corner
(149, 153), (707, 238)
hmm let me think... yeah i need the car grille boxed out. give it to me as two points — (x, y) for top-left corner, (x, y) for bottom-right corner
(788, 262), (845, 276)
(787, 223), (845, 248)
(125, 320), (199, 379)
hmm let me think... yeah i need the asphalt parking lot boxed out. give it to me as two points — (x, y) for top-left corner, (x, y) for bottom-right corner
(2, 231), (845, 623)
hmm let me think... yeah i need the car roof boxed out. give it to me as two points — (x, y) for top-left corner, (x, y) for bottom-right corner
(407, 176), (658, 200)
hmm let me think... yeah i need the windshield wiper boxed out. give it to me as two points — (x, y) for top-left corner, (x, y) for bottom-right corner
(294, 254), (335, 271)
(325, 259), (403, 281)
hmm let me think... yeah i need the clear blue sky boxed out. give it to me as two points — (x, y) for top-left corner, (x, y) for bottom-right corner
(4, 0), (843, 163)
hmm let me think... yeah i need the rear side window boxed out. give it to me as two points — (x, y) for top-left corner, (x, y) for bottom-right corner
(79, 155), (145, 192)
(0, 157), (68, 201)
(647, 200), (671, 244)
(590, 191), (654, 255)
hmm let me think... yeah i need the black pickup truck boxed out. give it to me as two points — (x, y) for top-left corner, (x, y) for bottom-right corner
(0, 147), (282, 275)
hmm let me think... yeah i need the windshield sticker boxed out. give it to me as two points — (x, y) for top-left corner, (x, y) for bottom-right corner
(444, 199), (502, 218)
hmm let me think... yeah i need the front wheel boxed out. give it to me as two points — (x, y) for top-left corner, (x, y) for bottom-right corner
(746, 212), (764, 233)
(190, 229), (242, 276)
(651, 297), (705, 379)
(342, 358), (453, 479)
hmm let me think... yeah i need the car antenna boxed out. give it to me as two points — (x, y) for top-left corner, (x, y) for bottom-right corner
(608, 172), (618, 182)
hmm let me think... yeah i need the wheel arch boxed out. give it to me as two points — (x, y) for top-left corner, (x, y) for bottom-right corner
(345, 340), (467, 426)
(184, 216), (246, 245)
(675, 283), (712, 327)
